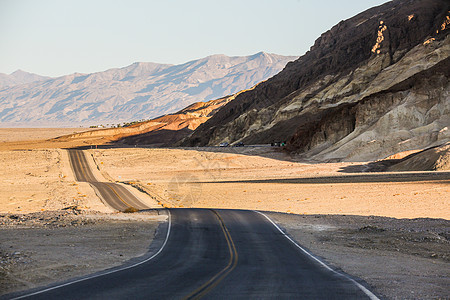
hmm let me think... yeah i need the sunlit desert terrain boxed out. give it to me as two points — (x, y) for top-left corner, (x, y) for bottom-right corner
(0, 128), (448, 299)
(0, 148), (109, 214)
(90, 147), (449, 219)
(0, 128), (448, 219)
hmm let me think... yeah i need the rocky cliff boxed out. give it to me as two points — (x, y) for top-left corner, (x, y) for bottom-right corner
(183, 0), (450, 162)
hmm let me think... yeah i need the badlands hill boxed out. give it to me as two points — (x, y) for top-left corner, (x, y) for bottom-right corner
(183, 0), (450, 162)
(0, 52), (296, 127)
(51, 89), (251, 147)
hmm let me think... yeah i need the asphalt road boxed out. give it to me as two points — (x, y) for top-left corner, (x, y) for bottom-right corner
(9, 208), (378, 299)
(6, 150), (379, 299)
(68, 149), (149, 211)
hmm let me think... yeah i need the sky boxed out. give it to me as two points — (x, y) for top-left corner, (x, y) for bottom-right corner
(0, 0), (390, 77)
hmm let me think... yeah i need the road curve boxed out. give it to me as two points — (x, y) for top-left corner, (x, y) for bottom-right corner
(68, 149), (150, 211)
(5, 149), (379, 299)
(8, 208), (378, 299)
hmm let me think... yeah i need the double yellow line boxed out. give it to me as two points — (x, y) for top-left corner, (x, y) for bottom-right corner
(103, 182), (134, 209)
(184, 210), (238, 300)
(71, 150), (134, 211)
(72, 150), (89, 182)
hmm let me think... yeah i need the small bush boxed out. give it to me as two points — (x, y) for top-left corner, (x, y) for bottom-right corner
(123, 206), (139, 213)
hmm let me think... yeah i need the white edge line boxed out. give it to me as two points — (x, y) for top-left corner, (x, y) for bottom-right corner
(254, 210), (380, 300)
(11, 210), (172, 300)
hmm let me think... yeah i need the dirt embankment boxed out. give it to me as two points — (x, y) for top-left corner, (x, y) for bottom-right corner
(387, 142), (450, 171)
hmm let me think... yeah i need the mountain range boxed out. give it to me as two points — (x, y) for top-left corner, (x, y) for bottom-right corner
(183, 0), (450, 162)
(0, 52), (296, 127)
(0, 70), (49, 89)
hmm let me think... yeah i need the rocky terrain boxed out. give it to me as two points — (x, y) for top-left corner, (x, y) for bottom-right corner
(184, 0), (450, 162)
(270, 213), (449, 299)
(0, 52), (296, 127)
(0, 209), (164, 296)
(51, 86), (257, 147)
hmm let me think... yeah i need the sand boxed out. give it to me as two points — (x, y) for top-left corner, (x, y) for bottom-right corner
(0, 148), (111, 214)
(89, 147), (450, 219)
(0, 128), (87, 142)
(0, 127), (106, 151)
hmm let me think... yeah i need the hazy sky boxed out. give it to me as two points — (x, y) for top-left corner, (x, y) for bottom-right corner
(1, 0), (389, 77)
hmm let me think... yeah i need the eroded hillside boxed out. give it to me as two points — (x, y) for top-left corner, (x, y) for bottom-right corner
(184, 0), (450, 162)
(52, 90), (249, 147)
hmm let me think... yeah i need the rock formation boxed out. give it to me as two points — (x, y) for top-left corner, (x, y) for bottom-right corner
(184, 0), (449, 162)
(52, 89), (250, 146)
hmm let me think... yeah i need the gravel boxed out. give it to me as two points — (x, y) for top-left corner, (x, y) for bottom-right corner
(0, 209), (164, 296)
(267, 212), (450, 299)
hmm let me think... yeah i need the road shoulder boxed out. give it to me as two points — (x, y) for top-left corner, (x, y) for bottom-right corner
(266, 212), (450, 299)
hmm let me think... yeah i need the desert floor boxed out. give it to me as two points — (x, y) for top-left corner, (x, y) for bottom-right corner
(0, 211), (165, 296)
(0, 128), (87, 143)
(90, 146), (449, 219)
(0, 128), (449, 298)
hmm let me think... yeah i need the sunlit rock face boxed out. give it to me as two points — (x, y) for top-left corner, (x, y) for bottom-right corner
(184, 0), (450, 162)
(0, 53), (296, 127)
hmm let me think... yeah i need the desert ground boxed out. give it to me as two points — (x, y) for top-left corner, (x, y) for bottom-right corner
(0, 211), (165, 296)
(0, 128), (449, 299)
(90, 147), (449, 219)
(0, 128), (87, 143)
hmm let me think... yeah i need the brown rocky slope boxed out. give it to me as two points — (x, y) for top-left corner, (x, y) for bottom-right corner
(183, 0), (450, 162)
(51, 88), (256, 147)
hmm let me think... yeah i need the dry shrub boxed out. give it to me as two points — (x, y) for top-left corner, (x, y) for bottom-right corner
(123, 206), (139, 213)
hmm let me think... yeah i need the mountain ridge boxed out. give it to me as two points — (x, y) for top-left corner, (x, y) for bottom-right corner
(0, 52), (296, 127)
(51, 90), (246, 147)
(0, 70), (50, 89)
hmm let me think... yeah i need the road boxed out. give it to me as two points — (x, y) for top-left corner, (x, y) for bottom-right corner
(7, 150), (379, 299)
(68, 149), (150, 211)
(10, 209), (377, 299)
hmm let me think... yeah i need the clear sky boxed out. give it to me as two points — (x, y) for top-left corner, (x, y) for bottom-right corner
(0, 0), (389, 77)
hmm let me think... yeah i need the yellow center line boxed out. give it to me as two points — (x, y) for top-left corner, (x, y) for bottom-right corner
(103, 182), (134, 209)
(72, 150), (133, 211)
(74, 150), (89, 182)
(183, 210), (238, 300)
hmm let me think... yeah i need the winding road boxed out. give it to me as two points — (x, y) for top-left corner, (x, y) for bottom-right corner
(8, 149), (379, 299)
(68, 149), (150, 211)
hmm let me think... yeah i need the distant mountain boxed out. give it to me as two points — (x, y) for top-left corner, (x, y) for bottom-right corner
(0, 52), (296, 127)
(0, 70), (50, 89)
(183, 0), (450, 162)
